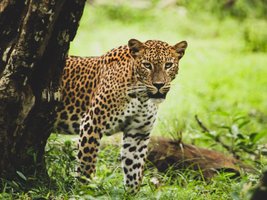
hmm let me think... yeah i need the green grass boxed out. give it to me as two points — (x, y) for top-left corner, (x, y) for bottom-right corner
(1, 135), (260, 199)
(1, 2), (267, 199)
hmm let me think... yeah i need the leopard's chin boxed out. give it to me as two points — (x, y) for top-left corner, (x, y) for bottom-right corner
(149, 98), (165, 106)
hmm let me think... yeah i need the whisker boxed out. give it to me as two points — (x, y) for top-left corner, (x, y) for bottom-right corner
(127, 87), (146, 91)
(161, 87), (170, 91)
(127, 90), (146, 95)
(127, 85), (146, 90)
(127, 86), (147, 95)
(146, 86), (155, 90)
(161, 89), (170, 93)
(127, 84), (146, 89)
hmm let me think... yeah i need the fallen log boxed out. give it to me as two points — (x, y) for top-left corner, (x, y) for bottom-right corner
(101, 134), (252, 179)
(147, 137), (247, 178)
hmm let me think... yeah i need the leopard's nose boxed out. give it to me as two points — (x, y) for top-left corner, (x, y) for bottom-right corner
(153, 83), (165, 90)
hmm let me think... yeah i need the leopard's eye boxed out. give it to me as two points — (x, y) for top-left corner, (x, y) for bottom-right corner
(142, 62), (153, 70)
(165, 62), (173, 69)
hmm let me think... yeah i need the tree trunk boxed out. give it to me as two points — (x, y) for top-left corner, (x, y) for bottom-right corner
(0, 0), (85, 180)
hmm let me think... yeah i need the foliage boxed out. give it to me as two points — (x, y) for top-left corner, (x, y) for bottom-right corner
(243, 20), (267, 52)
(166, 0), (267, 19)
(194, 114), (267, 164)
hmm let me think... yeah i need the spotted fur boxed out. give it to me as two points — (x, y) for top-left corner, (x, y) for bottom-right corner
(55, 39), (187, 193)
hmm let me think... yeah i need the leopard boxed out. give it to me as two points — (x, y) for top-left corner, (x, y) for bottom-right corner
(55, 39), (187, 193)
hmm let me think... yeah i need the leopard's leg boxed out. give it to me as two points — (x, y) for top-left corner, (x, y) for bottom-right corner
(121, 101), (157, 193)
(77, 114), (102, 178)
(121, 129), (151, 193)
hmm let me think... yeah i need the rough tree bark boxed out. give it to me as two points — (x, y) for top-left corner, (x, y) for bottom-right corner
(0, 0), (86, 180)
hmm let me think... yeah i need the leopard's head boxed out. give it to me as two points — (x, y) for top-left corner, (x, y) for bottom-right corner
(128, 39), (187, 100)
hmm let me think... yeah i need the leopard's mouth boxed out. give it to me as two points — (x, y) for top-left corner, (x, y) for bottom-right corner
(147, 92), (166, 99)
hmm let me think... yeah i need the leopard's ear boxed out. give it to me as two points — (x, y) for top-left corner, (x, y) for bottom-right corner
(173, 41), (188, 59)
(128, 39), (145, 58)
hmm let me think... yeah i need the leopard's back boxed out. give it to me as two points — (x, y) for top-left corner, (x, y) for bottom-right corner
(55, 45), (132, 134)
(55, 56), (101, 134)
